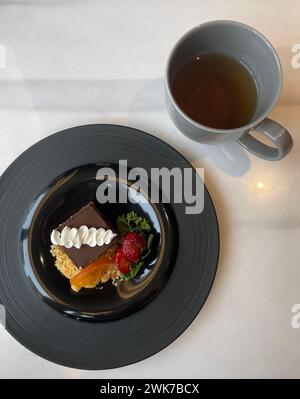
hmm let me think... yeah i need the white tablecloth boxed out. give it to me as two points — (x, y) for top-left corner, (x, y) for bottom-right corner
(0, 0), (299, 378)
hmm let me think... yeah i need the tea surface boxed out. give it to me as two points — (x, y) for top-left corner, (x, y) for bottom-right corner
(171, 53), (258, 129)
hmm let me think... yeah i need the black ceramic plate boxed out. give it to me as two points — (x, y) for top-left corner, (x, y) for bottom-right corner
(0, 124), (219, 369)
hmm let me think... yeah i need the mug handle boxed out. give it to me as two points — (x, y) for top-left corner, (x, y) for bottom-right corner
(238, 118), (293, 161)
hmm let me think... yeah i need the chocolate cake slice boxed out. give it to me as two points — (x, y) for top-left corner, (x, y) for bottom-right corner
(56, 202), (117, 268)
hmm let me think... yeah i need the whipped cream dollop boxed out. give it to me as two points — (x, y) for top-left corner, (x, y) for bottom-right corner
(51, 226), (117, 249)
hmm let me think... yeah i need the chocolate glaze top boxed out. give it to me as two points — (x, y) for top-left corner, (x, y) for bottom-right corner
(57, 202), (117, 268)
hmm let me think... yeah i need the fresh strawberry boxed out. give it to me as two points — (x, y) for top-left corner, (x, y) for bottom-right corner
(115, 233), (147, 274)
(115, 247), (131, 274)
(122, 232), (146, 262)
(122, 244), (140, 262)
(125, 232), (146, 249)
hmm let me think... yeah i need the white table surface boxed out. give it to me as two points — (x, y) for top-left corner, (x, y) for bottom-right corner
(0, 0), (299, 379)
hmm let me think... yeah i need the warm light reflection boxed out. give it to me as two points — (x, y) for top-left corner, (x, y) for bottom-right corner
(256, 181), (264, 190)
(40, 255), (45, 267)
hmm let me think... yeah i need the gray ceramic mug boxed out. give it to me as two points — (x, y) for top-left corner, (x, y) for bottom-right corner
(166, 20), (293, 160)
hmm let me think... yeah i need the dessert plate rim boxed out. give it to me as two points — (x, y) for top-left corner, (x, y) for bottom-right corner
(0, 124), (219, 370)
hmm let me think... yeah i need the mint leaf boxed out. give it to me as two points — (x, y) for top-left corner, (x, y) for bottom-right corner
(123, 261), (144, 280)
(116, 213), (153, 281)
(116, 212), (151, 235)
(147, 233), (154, 248)
(116, 214), (131, 235)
